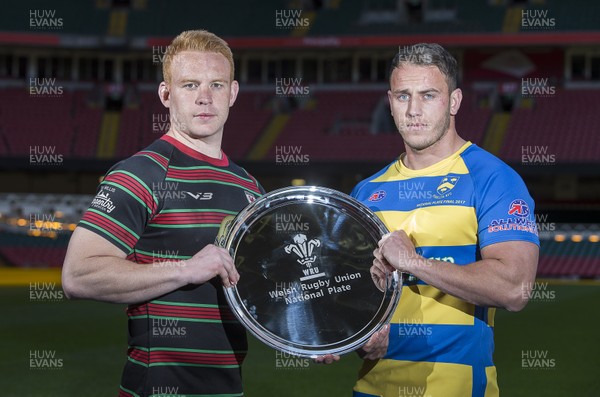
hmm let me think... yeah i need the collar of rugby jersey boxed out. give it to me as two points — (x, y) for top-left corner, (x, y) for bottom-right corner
(395, 141), (472, 177)
(161, 134), (229, 167)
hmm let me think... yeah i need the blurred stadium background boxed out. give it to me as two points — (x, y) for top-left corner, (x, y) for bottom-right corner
(0, 0), (599, 396)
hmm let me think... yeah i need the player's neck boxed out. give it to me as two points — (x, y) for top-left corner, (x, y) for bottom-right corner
(401, 129), (465, 171)
(166, 129), (223, 159)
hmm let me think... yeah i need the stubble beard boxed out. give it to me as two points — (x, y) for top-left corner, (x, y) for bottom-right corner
(397, 108), (451, 152)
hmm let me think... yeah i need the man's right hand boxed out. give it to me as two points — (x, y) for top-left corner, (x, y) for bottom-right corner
(182, 244), (239, 287)
(357, 324), (390, 361)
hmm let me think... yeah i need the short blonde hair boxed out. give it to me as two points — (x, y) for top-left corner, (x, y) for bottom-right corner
(162, 30), (234, 83)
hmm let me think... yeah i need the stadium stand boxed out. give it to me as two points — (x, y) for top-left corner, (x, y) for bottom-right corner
(2, 88), (73, 157)
(265, 88), (403, 162)
(538, 240), (600, 278)
(500, 89), (600, 162)
(222, 90), (273, 160)
(0, 244), (68, 268)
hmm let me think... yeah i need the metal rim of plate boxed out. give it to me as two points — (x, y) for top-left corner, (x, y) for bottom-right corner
(219, 186), (401, 358)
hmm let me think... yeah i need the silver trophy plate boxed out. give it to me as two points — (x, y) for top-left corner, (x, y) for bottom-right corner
(217, 186), (400, 358)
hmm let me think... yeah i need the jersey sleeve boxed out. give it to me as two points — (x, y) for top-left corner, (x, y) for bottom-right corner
(78, 155), (165, 254)
(349, 181), (363, 199)
(473, 165), (540, 249)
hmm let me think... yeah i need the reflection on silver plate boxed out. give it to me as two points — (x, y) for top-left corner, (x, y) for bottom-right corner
(217, 186), (401, 358)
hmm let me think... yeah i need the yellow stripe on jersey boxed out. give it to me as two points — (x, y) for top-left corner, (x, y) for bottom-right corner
(485, 366), (499, 397)
(371, 142), (472, 182)
(376, 205), (478, 247)
(487, 307), (496, 327)
(391, 285), (475, 325)
(355, 359), (475, 397)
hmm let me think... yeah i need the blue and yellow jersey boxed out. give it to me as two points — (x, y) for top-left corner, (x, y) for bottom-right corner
(351, 142), (539, 397)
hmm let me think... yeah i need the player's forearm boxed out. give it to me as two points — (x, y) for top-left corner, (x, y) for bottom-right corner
(62, 256), (187, 304)
(406, 257), (528, 311)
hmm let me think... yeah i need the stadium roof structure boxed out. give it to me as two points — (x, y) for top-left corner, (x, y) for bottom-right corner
(1, 0), (599, 49)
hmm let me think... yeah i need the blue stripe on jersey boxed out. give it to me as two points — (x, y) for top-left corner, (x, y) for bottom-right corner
(353, 392), (379, 397)
(365, 174), (474, 212)
(417, 244), (477, 266)
(472, 364), (488, 397)
(387, 323), (494, 367)
(474, 305), (490, 325)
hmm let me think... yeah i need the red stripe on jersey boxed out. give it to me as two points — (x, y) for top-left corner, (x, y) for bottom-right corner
(126, 303), (236, 321)
(166, 169), (261, 193)
(247, 173), (262, 192)
(130, 252), (151, 263)
(135, 151), (169, 169)
(151, 211), (227, 225)
(127, 303), (148, 317)
(128, 348), (244, 366)
(81, 211), (138, 249)
(131, 252), (185, 264)
(118, 388), (135, 397)
(147, 304), (236, 320)
(105, 172), (157, 215)
(128, 348), (149, 364)
(149, 351), (243, 365)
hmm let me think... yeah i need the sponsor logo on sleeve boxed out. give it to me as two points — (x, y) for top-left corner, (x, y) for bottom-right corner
(90, 190), (116, 213)
(487, 199), (538, 235)
(508, 199), (530, 217)
(368, 190), (386, 202)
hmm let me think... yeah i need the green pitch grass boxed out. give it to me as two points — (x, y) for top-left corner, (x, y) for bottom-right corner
(1, 283), (598, 396)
